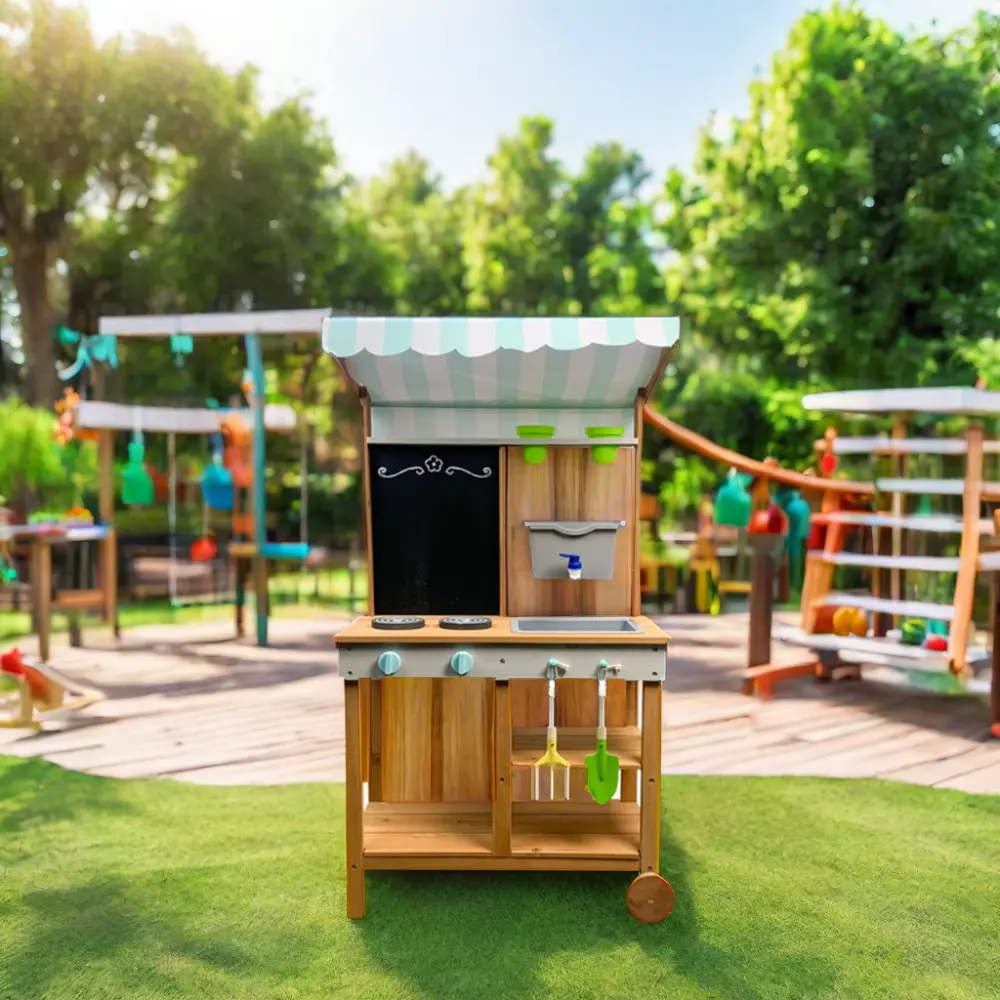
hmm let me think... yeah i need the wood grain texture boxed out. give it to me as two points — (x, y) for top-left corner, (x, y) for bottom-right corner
(361, 391), (374, 615)
(368, 678), (383, 800)
(631, 393), (645, 616)
(441, 679), (492, 801)
(950, 423), (983, 672)
(640, 681), (662, 874)
(620, 682), (639, 801)
(380, 678), (434, 801)
(344, 680), (366, 918)
(493, 680), (512, 855)
(335, 615), (667, 646)
(503, 445), (636, 799)
(504, 446), (636, 618)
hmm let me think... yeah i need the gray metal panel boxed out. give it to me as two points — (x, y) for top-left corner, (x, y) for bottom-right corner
(337, 643), (667, 682)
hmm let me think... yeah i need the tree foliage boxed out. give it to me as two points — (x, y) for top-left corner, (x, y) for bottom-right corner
(2, 3), (999, 529)
(662, 4), (1000, 389)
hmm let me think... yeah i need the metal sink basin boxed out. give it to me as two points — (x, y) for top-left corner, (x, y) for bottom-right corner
(510, 616), (641, 634)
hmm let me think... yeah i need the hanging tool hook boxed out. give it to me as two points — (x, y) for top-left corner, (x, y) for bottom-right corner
(545, 658), (569, 680)
(596, 659), (621, 683)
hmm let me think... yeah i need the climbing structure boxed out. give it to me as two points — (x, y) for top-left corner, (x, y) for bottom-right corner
(774, 387), (999, 735)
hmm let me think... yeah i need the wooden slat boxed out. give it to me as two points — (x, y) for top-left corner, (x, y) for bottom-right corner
(363, 802), (492, 857)
(360, 390), (374, 616)
(498, 447), (508, 616)
(819, 593), (955, 621)
(359, 679), (371, 784)
(493, 680), (512, 855)
(344, 680), (366, 919)
(639, 681), (661, 874)
(828, 436), (971, 455)
(950, 424), (984, 673)
(877, 477), (1000, 498)
(363, 854), (638, 872)
(440, 678), (492, 801)
(368, 678), (382, 799)
(822, 552), (960, 572)
(512, 726), (641, 755)
(816, 511), (994, 534)
(620, 682), (639, 802)
(52, 589), (106, 611)
(380, 678), (434, 801)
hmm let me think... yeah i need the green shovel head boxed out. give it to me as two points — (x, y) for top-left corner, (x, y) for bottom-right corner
(585, 738), (620, 805)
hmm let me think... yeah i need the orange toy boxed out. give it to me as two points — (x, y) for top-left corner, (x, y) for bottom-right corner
(832, 607), (867, 638)
(220, 413), (253, 489)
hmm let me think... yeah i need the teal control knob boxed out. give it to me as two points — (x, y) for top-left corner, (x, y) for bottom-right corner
(451, 651), (474, 676)
(377, 650), (402, 676)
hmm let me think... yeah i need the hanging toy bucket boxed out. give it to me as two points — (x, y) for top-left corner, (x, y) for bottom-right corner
(121, 439), (154, 507)
(202, 461), (234, 512)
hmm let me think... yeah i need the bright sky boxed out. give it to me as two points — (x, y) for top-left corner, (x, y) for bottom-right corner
(76, 0), (1000, 187)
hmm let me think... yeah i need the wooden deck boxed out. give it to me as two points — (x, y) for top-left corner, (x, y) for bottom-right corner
(0, 613), (997, 793)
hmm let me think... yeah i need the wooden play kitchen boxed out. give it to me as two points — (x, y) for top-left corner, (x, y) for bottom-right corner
(325, 315), (680, 922)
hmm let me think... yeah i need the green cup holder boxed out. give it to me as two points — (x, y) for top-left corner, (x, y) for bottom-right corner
(516, 425), (555, 465)
(585, 426), (624, 464)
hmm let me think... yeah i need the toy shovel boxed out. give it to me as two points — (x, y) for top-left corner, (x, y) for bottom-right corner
(586, 660), (620, 805)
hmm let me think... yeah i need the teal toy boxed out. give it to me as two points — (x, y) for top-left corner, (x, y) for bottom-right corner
(715, 468), (751, 528)
(121, 438), (154, 507)
(778, 489), (812, 590)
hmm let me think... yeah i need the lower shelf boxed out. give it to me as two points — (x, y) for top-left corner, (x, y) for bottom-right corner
(361, 800), (641, 868)
(364, 802), (492, 857)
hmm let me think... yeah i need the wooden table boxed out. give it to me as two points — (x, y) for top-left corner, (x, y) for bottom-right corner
(2, 524), (117, 662)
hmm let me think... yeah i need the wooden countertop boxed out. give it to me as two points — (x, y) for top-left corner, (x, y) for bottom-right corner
(335, 615), (669, 646)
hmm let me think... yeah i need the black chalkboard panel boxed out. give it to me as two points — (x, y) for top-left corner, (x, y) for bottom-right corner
(369, 444), (500, 615)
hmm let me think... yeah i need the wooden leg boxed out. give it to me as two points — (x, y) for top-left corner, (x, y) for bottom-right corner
(991, 574), (1000, 740)
(344, 679), (366, 919)
(621, 682), (638, 801)
(492, 680), (512, 855)
(359, 679), (371, 784)
(33, 541), (53, 663)
(235, 558), (247, 638)
(369, 679), (383, 799)
(102, 533), (119, 640)
(639, 682), (661, 874)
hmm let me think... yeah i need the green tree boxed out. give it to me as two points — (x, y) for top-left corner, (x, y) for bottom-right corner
(0, 0), (238, 404)
(361, 151), (467, 316)
(463, 116), (568, 315)
(555, 143), (665, 316)
(661, 4), (1000, 389)
(0, 396), (93, 512)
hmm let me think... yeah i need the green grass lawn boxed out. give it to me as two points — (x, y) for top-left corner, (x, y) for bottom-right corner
(2, 758), (998, 999)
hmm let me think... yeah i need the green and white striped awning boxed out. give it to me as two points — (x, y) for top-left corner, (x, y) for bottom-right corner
(323, 316), (679, 444)
(323, 316), (678, 405)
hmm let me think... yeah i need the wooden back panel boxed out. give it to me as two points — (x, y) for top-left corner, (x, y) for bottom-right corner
(504, 445), (635, 800)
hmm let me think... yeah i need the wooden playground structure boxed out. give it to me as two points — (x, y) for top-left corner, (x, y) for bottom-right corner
(327, 314), (679, 922)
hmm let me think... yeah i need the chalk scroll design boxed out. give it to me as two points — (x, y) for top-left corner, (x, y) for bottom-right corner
(376, 454), (494, 481)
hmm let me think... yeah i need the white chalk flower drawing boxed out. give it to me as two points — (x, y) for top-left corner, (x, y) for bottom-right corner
(376, 454), (494, 480)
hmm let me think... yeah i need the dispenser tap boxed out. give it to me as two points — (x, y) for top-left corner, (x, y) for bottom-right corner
(559, 553), (583, 580)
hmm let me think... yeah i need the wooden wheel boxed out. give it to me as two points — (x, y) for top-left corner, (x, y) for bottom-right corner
(626, 872), (675, 924)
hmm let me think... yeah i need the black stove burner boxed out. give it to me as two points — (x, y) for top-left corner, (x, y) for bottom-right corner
(371, 616), (425, 631)
(438, 616), (492, 631)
